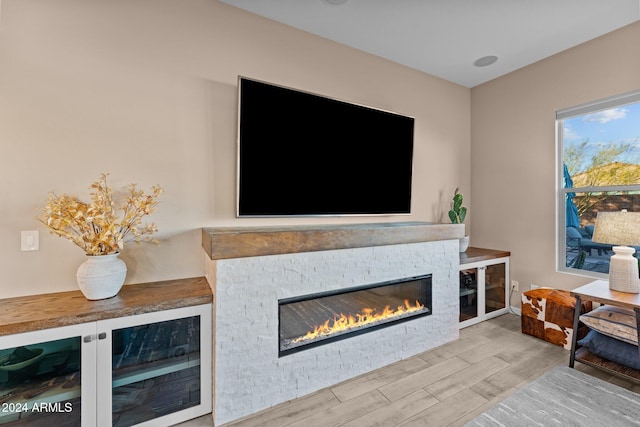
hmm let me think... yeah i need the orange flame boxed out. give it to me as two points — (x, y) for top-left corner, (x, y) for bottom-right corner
(291, 299), (426, 344)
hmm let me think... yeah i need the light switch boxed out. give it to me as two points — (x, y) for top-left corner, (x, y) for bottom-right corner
(21, 230), (39, 251)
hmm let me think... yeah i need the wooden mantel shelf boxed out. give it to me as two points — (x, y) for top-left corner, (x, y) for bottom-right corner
(0, 276), (212, 337)
(202, 221), (465, 260)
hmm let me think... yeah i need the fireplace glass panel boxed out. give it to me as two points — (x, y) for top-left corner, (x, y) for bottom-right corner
(279, 275), (432, 356)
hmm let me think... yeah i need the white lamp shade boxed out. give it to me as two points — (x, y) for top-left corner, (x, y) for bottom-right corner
(592, 211), (640, 246)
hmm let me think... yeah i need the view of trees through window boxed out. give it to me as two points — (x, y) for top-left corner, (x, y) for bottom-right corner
(559, 95), (640, 276)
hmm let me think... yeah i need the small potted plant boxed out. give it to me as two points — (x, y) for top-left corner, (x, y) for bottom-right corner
(448, 188), (469, 252)
(38, 173), (162, 300)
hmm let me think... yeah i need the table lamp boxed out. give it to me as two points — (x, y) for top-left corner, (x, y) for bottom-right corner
(592, 210), (640, 293)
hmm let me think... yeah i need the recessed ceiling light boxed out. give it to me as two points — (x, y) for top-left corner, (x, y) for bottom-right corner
(322, 0), (349, 6)
(474, 55), (498, 67)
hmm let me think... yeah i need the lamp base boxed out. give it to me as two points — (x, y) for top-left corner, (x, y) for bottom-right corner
(608, 246), (640, 293)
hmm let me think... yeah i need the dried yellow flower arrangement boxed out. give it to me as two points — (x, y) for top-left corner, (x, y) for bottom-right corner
(38, 174), (163, 256)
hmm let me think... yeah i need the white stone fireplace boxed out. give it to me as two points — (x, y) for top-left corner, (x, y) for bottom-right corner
(202, 222), (462, 425)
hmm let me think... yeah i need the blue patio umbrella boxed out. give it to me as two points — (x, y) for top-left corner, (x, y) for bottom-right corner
(564, 163), (580, 228)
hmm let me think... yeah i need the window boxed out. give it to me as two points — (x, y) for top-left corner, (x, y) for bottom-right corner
(557, 90), (640, 278)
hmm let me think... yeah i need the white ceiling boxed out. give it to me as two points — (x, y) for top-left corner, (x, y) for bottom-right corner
(219, 0), (640, 88)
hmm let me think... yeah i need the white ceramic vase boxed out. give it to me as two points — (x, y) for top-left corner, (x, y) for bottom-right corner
(459, 235), (470, 253)
(76, 253), (127, 300)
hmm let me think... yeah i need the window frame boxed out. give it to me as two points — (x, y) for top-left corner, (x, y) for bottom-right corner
(556, 89), (640, 278)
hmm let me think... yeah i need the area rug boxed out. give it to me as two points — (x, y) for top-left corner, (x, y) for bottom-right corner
(465, 366), (640, 426)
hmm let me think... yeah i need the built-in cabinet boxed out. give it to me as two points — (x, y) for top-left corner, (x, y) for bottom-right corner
(0, 277), (213, 427)
(459, 247), (510, 328)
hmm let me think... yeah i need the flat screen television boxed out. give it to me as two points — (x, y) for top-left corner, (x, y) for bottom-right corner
(237, 77), (415, 217)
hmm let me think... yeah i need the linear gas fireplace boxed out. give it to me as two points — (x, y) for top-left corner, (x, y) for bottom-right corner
(278, 274), (432, 356)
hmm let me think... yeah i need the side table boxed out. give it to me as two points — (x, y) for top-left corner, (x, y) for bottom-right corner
(570, 280), (640, 382)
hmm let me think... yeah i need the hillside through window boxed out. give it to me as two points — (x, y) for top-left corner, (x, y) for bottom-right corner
(557, 91), (640, 278)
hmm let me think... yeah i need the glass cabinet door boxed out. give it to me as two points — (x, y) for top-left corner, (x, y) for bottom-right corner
(484, 263), (506, 315)
(101, 305), (212, 427)
(0, 324), (95, 427)
(459, 268), (478, 322)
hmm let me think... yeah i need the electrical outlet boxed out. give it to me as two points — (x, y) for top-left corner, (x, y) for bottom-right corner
(511, 280), (519, 291)
(21, 230), (39, 251)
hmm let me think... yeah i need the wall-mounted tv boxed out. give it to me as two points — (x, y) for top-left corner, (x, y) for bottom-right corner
(237, 77), (415, 217)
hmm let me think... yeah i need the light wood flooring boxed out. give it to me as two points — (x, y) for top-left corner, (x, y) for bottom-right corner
(177, 314), (640, 427)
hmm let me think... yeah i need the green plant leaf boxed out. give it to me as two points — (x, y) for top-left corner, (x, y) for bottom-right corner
(453, 193), (463, 210)
(458, 207), (467, 223)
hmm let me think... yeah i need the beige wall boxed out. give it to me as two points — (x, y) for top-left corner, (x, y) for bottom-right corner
(0, 0), (470, 298)
(471, 22), (640, 299)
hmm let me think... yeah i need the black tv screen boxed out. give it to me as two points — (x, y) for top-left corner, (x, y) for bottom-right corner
(237, 77), (415, 217)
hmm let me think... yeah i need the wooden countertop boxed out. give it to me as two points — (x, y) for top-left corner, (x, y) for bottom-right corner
(460, 247), (510, 265)
(0, 276), (213, 337)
